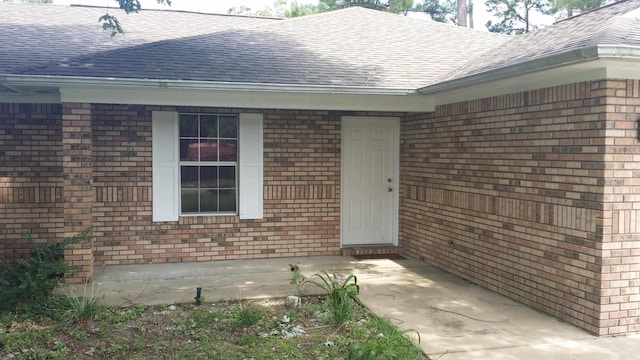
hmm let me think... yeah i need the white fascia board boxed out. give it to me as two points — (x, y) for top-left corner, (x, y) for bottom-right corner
(59, 86), (434, 112)
(420, 45), (640, 105)
(597, 44), (640, 59)
(0, 75), (434, 112)
(1, 75), (414, 95)
(419, 46), (602, 96)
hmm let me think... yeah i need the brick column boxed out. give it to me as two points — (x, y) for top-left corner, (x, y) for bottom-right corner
(62, 103), (94, 283)
(597, 79), (640, 335)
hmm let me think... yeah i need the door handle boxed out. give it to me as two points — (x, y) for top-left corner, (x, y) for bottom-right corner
(388, 188), (393, 192)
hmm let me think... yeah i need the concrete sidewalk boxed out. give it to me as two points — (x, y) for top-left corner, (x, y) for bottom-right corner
(93, 256), (640, 360)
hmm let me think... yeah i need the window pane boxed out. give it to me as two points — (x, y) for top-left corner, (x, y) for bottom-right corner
(200, 189), (217, 212)
(178, 113), (239, 215)
(219, 166), (236, 189)
(179, 114), (198, 137)
(219, 190), (236, 212)
(181, 189), (199, 213)
(198, 140), (218, 161)
(200, 115), (218, 138)
(180, 139), (198, 161)
(200, 166), (218, 188)
(219, 140), (237, 161)
(181, 166), (199, 188)
(220, 116), (238, 138)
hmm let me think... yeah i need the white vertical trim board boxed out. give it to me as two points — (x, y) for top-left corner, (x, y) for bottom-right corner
(239, 113), (264, 220)
(152, 111), (180, 222)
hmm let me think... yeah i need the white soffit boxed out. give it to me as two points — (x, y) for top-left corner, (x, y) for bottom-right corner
(57, 86), (434, 113)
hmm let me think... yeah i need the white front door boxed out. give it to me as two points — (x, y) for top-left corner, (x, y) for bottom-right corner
(341, 117), (398, 246)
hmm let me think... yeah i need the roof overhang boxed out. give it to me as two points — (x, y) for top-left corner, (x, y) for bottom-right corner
(0, 75), (434, 113)
(419, 45), (640, 105)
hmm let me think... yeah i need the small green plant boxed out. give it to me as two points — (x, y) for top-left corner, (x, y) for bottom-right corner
(304, 271), (361, 324)
(72, 329), (88, 341)
(112, 304), (147, 323)
(60, 280), (103, 323)
(289, 263), (308, 296)
(231, 302), (264, 328)
(348, 315), (423, 360)
(0, 228), (93, 313)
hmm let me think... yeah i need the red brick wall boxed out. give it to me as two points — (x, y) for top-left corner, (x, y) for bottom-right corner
(62, 103), (95, 282)
(400, 80), (640, 335)
(90, 105), (342, 265)
(599, 80), (640, 334)
(0, 103), (64, 260)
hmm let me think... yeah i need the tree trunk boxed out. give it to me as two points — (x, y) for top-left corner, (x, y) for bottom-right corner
(457, 0), (468, 27)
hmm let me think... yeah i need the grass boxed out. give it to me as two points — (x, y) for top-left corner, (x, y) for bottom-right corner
(0, 296), (429, 359)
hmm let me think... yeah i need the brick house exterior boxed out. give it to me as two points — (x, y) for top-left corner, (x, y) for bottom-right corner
(2, 1), (640, 336)
(402, 80), (640, 335)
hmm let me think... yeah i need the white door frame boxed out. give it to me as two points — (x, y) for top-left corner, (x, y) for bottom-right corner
(340, 116), (400, 247)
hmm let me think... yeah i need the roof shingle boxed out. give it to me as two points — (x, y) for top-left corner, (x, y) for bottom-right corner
(442, 0), (640, 82)
(0, 4), (506, 89)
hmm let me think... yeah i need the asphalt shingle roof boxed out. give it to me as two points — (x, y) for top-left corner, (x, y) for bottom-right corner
(0, 3), (505, 89)
(2, 1), (640, 90)
(442, 0), (640, 82)
(0, 4), (277, 74)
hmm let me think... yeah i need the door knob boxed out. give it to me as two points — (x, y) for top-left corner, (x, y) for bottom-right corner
(388, 188), (393, 192)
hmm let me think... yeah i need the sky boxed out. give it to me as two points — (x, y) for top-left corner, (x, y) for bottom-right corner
(51, 0), (555, 32)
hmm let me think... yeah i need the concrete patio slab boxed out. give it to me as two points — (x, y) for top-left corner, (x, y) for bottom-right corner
(92, 256), (640, 359)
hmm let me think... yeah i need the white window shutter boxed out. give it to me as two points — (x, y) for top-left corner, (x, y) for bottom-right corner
(239, 113), (264, 220)
(152, 111), (180, 222)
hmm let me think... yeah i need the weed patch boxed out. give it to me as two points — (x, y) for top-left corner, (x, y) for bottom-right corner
(0, 296), (429, 359)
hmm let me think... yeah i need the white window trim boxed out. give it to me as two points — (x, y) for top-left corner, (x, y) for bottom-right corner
(152, 111), (263, 222)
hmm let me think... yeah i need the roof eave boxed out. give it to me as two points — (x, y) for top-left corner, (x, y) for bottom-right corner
(418, 45), (603, 95)
(419, 45), (640, 96)
(0, 75), (434, 113)
(0, 74), (416, 96)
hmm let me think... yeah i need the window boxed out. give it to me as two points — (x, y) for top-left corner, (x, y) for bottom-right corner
(152, 111), (263, 222)
(179, 114), (238, 214)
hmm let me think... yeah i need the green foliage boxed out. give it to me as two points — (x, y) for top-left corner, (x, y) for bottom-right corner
(2, 298), (428, 359)
(318, 0), (390, 12)
(0, 228), (93, 313)
(111, 304), (147, 324)
(191, 306), (223, 329)
(484, 0), (549, 34)
(285, 1), (321, 17)
(304, 271), (361, 324)
(546, 0), (607, 18)
(288, 263), (308, 296)
(318, 0), (419, 15)
(231, 303), (264, 328)
(99, 0), (171, 36)
(60, 281), (103, 323)
(389, 0), (419, 15)
(415, 0), (457, 22)
(348, 315), (423, 360)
